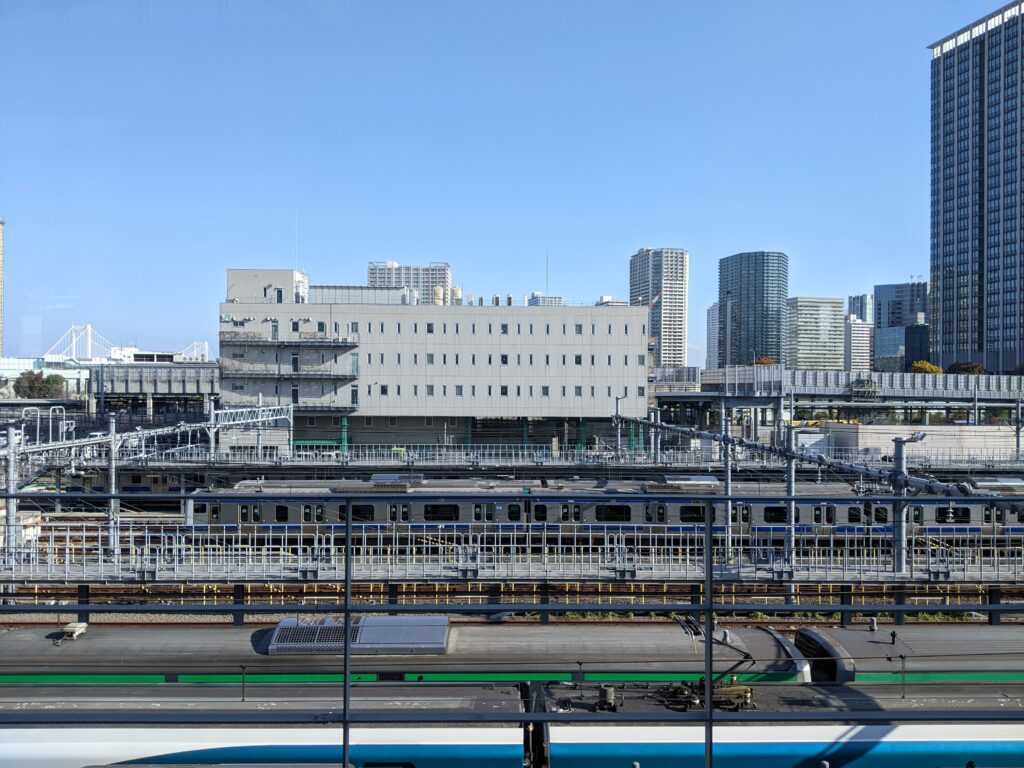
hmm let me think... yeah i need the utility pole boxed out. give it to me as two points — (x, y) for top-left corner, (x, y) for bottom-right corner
(107, 414), (118, 552)
(892, 432), (926, 576)
(5, 427), (17, 562)
(721, 399), (733, 560)
(785, 425), (796, 577)
(614, 396), (625, 459)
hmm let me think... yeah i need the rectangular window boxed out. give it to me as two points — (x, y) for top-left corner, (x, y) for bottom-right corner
(500, 323), (509, 334)
(424, 503), (460, 522)
(575, 354), (583, 365)
(574, 385), (582, 397)
(292, 320), (300, 332)
(351, 504), (375, 522)
(500, 385), (509, 396)
(455, 385), (464, 396)
(575, 323), (583, 335)
(764, 505), (801, 523)
(364, 416), (373, 426)
(507, 503), (521, 522)
(426, 353), (435, 365)
(679, 504), (705, 523)
(389, 416), (398, 427)
(595, 504), (632, 523)
(500, 354), (508, 365)
(935, 506), (972, 524)
(426, 385), (435, 396)
(424, 416), (433, 426)
(541, 385), (550, 397)
(533, 504), (548, 522)
(317, 321), (326, 333)
(426, 322), (434, 334)
(379, 384), (388, 395)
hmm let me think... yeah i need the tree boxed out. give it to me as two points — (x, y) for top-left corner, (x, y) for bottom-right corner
(908, 360), (943, 374)
(946, 361), (986, 375)
(751, 356), (776, 365)
(13, 371), (65, 398)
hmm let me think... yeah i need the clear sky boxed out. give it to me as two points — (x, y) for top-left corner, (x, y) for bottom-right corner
(0, 0), (1001, 361)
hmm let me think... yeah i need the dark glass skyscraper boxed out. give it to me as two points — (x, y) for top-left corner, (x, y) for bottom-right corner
(930, 4), (1024, 372)
(717, 251), (788, 366)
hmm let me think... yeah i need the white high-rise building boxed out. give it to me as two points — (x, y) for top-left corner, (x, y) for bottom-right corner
(847, 293), (873, 324)
(844, 314), (873, 372)
(706, 302), (719, 369)
(629, 247), (689, 367)
(784, 297), (845, 371)
(367, 261), (452, 305)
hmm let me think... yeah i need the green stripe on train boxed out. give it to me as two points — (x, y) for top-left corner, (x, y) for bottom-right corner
(403, 672), (574, 682)
(177, 673), (377, 683)
(0, 674), (165, 684)
(583, 672), (800, 683)
(856, 671), (1024, 683)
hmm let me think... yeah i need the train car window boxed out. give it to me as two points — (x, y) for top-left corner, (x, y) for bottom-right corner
(534, 504), (548, 522)
(473, 504), (482, 522)
(507, 503), (521, 522)
(911, 505), (923, 524)
(984, 507), (992, 524)
(813, 505), (823, 524)
(573, 504), (581, 522)
(131, 474), (142, 485)
(595, 504), (631, 523)
(195, 503), (206, 516)
(847, 506), (861, 523)
(252, 504), (262, 522)
(561, 504), (570, 522)
(485, 504), (494, 521)
(351, 504), (374, 522)
(730, 507), (738, 523)
(279, 505), (292, 523)
(873, 506), (888, 524)
(211, 504), (220, 522)
(679, 504), (704, 523)
(388, 504), (397, 522)
(315, 505), (325, 522)
(302, 505), (312, 523)
(764, 506), (786, 523)
(996, 508), (1006, 523)
(741, 505), (750, 523)
(240, 504), (249, 523)
(424, 504), (459, 522)
(826, 505), (836, 524)
(935, 506), (971, 524)
(401, 504), (409, 522)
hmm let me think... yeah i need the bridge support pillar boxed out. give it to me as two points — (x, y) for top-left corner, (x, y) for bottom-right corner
(77, 584), (90, 623)
(840, 585), (854, 627)
(540, 583), (551, 625)
(388, 582), (400, 614)
(233, 583), (246, 626)
(893, 585), (906, 626)
(988, 586), (1002, 626)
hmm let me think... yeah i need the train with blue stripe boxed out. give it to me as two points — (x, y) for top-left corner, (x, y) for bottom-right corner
(4, 723), (1024, 767)
(186, 475), (1024, 539)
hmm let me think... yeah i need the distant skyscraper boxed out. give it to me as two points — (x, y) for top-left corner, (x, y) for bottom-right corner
(717, 251), (788, 366)
(845, 314), (874, 373)
(706, 302), (719, 369)
(848, 293), (874, 324)
(873, 281), (929, 370)
(527, 292), (564, 307)
(784, 297), (845, 370)
(629, 248), (689, 367)
(367, 261), (452, 305)
(930, 7), (1024, 372)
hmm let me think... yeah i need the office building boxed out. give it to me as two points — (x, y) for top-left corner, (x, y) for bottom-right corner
(717, 251), (788, 366)
(873, 281), (928, 370)
(367, 261), (452, 305)
(527, 292), (565, 307)
(706, 302), (719, 369)
(844, 314), (874, 373)
(629, 247), (689, 367)
(847, 293), (873, 324)
(220, 269), (649, 453)
(0, 218), (5, 357)
(930, 5), (1024, 372)
(784, 297), (845, 371)
(905, 323), (931, 370)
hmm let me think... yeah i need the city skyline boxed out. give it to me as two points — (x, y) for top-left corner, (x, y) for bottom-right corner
(0, 0), (1000, 360)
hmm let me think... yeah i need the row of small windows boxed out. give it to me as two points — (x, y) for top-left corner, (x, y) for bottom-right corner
(365, 352), (646, 367)
(348, 321), (644, 337)
(366, 383), (646, 398)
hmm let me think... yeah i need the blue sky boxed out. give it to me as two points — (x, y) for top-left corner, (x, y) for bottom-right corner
(0, 0), (1000, 361)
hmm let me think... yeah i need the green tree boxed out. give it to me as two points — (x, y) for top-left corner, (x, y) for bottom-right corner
(946, 361), (986, 375)
(13, 371), (65, 398)
(908, 360), (943, 374)
(751, 356), (776, 365)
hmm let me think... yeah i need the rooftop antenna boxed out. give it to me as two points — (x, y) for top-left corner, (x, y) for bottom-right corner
(545, 250), (549, 295)
(294, 209), (299, 272)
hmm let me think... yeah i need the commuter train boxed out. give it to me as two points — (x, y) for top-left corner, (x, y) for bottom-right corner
(186, 475), (1024, 538)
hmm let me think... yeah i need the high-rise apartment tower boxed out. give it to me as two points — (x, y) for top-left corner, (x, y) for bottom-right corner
(930, 4), (1024, 371)
(629, 248), (689, 367)
(367, 261), (452, 305)
(717, 251), (788, 366)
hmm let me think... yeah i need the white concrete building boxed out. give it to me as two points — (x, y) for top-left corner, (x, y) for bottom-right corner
(844, 314), (873, 373)
(629, 248), (689, 367)
(706, 302), (719, 369)
(527, 292), (564, 307)
(367, 261), (452, 305)
(220, 269), (649, 449)
(784, 297), (845, 371)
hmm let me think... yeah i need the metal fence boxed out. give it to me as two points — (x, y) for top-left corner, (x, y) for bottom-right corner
(3, 522), (1023, 584)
